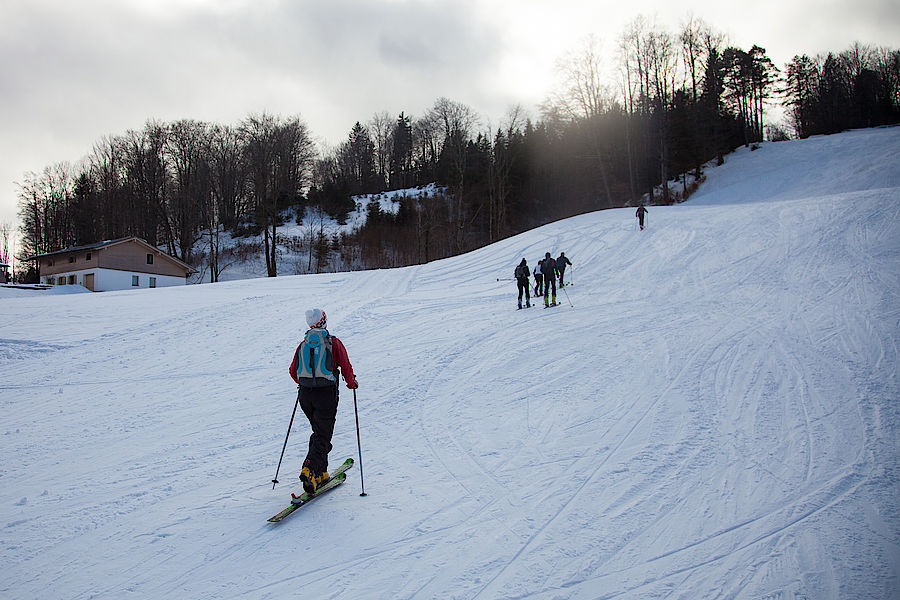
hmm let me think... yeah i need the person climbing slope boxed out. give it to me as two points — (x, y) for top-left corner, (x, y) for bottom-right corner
(636, 205), (648, 230)
(514, 258), (531, 309)
(540, 252), (558, 307)
(556, 252), (572, 287)
(288, 308), (358, 494)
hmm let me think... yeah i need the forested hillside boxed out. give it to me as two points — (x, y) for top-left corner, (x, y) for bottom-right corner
(12, 21), (900, 282)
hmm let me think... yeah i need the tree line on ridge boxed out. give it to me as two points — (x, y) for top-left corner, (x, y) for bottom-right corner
(12, 15), (899, 282)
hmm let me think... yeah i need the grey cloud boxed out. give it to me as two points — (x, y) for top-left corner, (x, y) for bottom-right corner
(378, 33), (440, 69)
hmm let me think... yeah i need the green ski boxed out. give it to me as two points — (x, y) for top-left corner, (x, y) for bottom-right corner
(267, 458), (354, 523)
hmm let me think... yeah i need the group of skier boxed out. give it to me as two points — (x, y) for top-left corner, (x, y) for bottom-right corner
(512, 207), (648, 309)
(514, 251), (572, 309)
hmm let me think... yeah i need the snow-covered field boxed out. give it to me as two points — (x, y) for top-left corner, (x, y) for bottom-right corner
(2, 127), (898, 599)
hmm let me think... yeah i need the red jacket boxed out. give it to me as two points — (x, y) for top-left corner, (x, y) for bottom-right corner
(289, 333), (357, 388)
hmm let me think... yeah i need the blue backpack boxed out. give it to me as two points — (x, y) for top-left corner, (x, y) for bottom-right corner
(296, 328), (336, 387)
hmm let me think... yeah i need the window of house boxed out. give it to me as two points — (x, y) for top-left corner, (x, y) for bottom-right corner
(58, 277), (66, 286)
(132, 275), (139, 287)
(86, 253), (92, 260)
(149, 277), (157, 288)
(68, 275), (76, 285)
(48, 277), (55, 285)
(147, 254), (154, 265)
(69, 256), (76, 263)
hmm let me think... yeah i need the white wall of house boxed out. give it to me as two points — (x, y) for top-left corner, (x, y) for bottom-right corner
(96, 269), (186, 291)
(42, 268), (187, 291)
(41, 270), (84, 287)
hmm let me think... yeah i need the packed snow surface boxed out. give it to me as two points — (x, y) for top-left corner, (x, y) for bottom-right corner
(2, 128), (899, 599)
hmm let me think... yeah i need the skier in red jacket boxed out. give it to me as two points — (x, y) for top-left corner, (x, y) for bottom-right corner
(289, 308), (357, 493)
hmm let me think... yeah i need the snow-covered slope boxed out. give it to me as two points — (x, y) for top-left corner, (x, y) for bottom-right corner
(2, 128), (898, 599)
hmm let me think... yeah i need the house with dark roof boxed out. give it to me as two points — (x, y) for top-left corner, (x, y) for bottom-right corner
(27, 237), (196, 291)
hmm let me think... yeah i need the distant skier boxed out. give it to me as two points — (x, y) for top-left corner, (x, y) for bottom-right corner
(636, 205), (648, 230)
(556, 252), (572, 287)
(533, 260), (543, 296)
(288, 308), (358, 494)
(514, 258), (531, 309)
(540, 252), (558, 307)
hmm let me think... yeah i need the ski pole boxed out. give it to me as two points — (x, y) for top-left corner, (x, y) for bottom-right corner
(272, 394), (300, 489)
(561, 282), (574, 307)
(353, 389), (367, 497)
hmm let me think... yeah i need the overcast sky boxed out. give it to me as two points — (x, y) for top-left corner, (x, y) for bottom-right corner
(1, 0), (898, 236)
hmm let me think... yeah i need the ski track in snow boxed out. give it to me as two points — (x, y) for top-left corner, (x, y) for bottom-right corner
(1, 128), (899, 600)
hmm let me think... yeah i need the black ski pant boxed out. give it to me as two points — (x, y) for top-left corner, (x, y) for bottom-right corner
(558, 266), (567, 287)
(543, 274), (556, 298)
(298, 384), (339, 475)
(534, 274), (543, 295)
(517, 277), (530, 306)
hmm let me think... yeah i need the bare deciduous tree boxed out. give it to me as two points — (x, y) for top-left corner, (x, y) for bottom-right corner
(426, 97), (479, 253)
(367, 111), (393, 190)
(240, 113), (315, 277)
(546, 35), (617, 206)
(488, 104), (526, 241)
(0, 221), (14, 281)
(166, 120), (209, 262)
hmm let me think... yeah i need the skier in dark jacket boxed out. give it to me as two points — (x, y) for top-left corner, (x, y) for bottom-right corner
(556, 252), (572, 287)
(636, 205), (648, 230)
(288, 308), (358, 494)
(540, 252), (557, 307)
(514, 258), (531, 309)
(533, 261), (543, 296)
